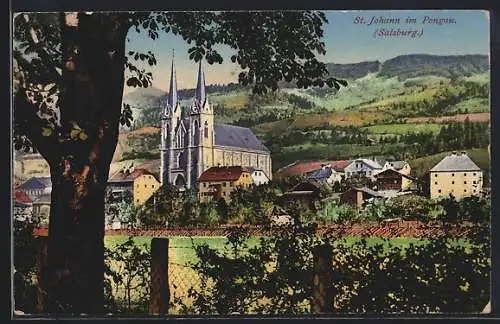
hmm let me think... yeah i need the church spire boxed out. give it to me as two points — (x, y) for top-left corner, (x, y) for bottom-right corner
(195, 59), (206, 108)
(168, 50), (178, 110)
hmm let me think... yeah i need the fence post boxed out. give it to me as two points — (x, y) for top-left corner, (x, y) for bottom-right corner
(149, 238), (169, 315)
(312, 243), (334, 314)
(35, 236), (48, 313)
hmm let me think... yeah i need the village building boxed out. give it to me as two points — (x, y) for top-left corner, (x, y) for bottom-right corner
(380, 160), (411, 176)
(249, 167), (270, 186)
(344, 158), (383, 180)
(275, 159), (351, 180)
(18, 176), (52, 200)
(161, 57), (271, 191)
(13, 190), (33, 221)
(306, 164), (344, 185)
(32, 194), (51, 225)
(374, 168), (418, 192)
(429, 152), (483, 199)
(197, 166), (254, 203)
(339, 187), (387, 209)
(108, 167), (161, 205)
(280, 180), (323, 211)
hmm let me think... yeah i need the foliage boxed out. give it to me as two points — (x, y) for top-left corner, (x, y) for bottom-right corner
(104, 237), (151, 314)
(317, 200), (358, 223)
(13, 217), (41, 314)
(173, 220), (490, 315)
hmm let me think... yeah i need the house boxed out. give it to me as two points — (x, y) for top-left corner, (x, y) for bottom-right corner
(13, 190), (33, 221)
(108, 167), (161, 205)
(340, 187), (387, 209)
(344, 158), (383, 180)
(32, 194), (51, 225)
(380, 160), (411, 176)
(274, 160), (351, 180)
(374, 168), (418, 192)
(429, 152), (483, 199)
(306, 164), (343, 185)
(19, 176), (52, 200)
(280, 180), (323, 211)
(248, 167), (270, 186)
(197, 166), (254, 203)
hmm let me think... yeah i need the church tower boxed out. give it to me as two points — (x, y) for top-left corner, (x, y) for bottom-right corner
(188, 60), (214, 189)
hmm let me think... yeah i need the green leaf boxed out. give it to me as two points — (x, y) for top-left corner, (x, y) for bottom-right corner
(41, 127), (52, 137)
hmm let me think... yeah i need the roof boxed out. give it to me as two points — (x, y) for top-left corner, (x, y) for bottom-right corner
(385, 161), (407, 170)
(135, 159), (161, 179)
(352, 159), (382, 169)
(346, 186), (385, 198)
(198, 166), (248, 182)
(109, 168), (158, 183)
(375, 168), (418, 181)
(429, 153), (482, 172)
(276, 160), (351, 179)
(14, 191), (33, 204)
(292, 180), (322, 192)
(214, 124), (269, 152)
(19, 177), (52, 190)
(308, 167), (334, 181)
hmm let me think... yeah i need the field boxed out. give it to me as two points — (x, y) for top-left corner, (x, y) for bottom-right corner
(364, 123), (443, 135)
(406, 112), (490, 124)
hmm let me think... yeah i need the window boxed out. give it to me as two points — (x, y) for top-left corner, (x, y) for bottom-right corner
(464, 189), (467, 193)
(222, 182), (226, 187)
(136, 199), (139, 203)
(438, 189), (442, 193)
(473, 173), (477, 176)
(473, 190), (477, 193)
(434, 174), (438, 177)
(451, 181), (454, 184)
(464, 173), (467, 176)
(204, 121), (209, 138)
(144, 185), (147, 188)
(451, 173), (455, 177)
(203, 183), (207, 187)
(152, 185), (155, 188)
(434, 181), (438, 185)
(464, 181), (467, 185)
(473, 181), (477, 184)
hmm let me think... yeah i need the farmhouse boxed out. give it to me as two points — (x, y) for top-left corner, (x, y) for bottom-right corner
(429, 152), (483, 199)
(249, 167), (270, 186)
(108, 167), (161, 205)
(306, 164), (344, 185)
(380, 160), (411, 176)
(197, 166), (253, 203)
(274, 160), (351, 180)
(280, 180), (323, 211)
(374, 168), (418, 192)
(344, 158), (383, 180)
(340, 187), (387, 208)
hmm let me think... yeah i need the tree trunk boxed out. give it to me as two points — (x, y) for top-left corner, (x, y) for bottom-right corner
(40, 12), (130, 314)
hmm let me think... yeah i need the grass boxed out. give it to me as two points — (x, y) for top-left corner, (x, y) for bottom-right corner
(364, 123), (444, 135)
(450, 98), (489, 114)
(210, 90), (250, 109)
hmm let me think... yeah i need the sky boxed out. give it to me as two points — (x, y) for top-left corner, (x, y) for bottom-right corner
(123, 10), (490, 94)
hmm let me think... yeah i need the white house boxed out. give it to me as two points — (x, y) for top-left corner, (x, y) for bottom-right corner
(249, 167), (270, 186)
(344, 158), (383, 180)
(380, 160), (411, 176)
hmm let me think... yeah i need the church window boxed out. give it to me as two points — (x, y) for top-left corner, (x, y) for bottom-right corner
(193, 120), (200, 146)
(204, 121), (209, 138)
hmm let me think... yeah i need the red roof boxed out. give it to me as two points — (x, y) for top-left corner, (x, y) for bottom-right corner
(198, 166), (247, 182)
(14, 190), (33, 204)
(275, 160), (352, 179)
(109, 168), (157, 183)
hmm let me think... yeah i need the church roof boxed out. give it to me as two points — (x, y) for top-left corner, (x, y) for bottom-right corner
(214, 124), (269, 152)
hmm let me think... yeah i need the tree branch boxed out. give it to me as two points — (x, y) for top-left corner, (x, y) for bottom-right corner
(14, 88), (61, 166)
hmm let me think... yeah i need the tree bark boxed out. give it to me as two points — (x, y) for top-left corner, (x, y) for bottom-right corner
(39, 12), (130, 314)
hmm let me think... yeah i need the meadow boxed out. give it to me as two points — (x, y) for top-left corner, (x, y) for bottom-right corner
(364, 123), (443, 135)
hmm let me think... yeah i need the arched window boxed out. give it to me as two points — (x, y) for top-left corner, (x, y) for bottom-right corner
(176, 152), (183, 168)
(193, 120), (200, 146)
(204, 121), (209, 139)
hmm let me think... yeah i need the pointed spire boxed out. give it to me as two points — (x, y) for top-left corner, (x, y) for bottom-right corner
(168, 50), (178, 111)
(195, 60), (206, 108)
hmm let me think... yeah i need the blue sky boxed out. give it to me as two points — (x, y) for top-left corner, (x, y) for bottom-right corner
(124, 10), (489, 93)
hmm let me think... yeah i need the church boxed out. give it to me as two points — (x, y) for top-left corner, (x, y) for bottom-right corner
(160, 56), (272, 191)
